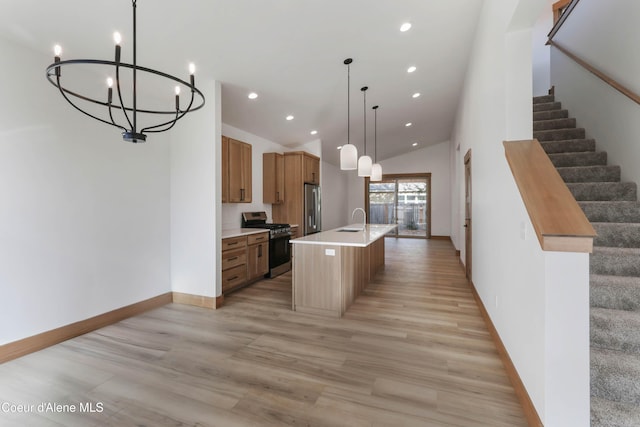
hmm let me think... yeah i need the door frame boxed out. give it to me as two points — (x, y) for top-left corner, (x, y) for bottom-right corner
(365, 173), (432, 239)
(464, 149), (472, 281)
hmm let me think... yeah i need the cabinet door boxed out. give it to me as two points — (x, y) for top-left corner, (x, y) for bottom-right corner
(228, 139), (252, 203)
(263, 153), (284, 204)
(304, 155), (320, 184)
(222, 136), (229, 203)
(241, 142), (252, 202)
(247, 242), (269, 280)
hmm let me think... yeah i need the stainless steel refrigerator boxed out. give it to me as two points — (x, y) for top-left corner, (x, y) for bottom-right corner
(304, 183), (321, 235)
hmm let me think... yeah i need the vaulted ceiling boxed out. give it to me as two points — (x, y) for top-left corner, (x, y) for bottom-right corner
(0, 0), (484, 165)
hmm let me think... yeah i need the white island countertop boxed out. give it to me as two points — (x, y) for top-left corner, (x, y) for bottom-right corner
(290, 224), (397, 247)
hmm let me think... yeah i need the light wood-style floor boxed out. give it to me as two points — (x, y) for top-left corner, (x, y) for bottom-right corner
(0, 238), (527, 426)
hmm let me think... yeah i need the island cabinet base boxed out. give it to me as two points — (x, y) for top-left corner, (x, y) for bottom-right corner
(292, 238), (385, 317)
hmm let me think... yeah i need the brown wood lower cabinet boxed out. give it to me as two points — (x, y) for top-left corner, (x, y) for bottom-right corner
(222, 232), (269, 294)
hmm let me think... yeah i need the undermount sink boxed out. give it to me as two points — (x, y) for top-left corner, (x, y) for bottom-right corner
(338, 227), (364, 232)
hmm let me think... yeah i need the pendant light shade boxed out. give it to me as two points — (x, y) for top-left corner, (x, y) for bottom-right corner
(340, 143), (358, 170)
(358, 155), (372, 177)
(371, 163), (382, 181)
(358, 86), (372, 177)
(340, 58), (358, 170)
(370, 105), (383, 181)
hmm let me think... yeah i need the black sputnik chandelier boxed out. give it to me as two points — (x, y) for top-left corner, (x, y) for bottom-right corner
(45, 0), (205, 143)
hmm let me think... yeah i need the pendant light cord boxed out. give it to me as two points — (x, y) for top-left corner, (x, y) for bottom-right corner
(361, 86), (368, 155)
(373, 105), (378, 162)
(347, 63), (350, 145)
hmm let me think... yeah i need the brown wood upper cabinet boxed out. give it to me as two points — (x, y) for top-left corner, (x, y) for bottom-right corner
(224, 136), (252, 203)
(263, 153), (285, 204)
(303, 153), (320, 184)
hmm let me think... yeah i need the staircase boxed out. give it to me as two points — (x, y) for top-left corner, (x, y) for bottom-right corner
(533, 94), (640, 426)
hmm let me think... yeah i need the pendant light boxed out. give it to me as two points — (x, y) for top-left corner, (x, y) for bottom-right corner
(358, 86), (372, 177)
(371, 105), (382, 182)
(340, 58), (358, 170)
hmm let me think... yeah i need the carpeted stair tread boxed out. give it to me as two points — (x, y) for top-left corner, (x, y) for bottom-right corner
(593, 223), (640, 248)
(533, 109), (569, 121)
(591, 396), (640, 427)
(592, 307), (640, 353)
(591, 247), (640, 276)
(548, 151), (607, 167)
(567, 182), (637, 201)
(580, 202), (640, 223)
(557, 165), (621, 183)
(534, 127), (586, 141)
(592, 348), (640, 404)
(533, 117), (577, 131)
(540, 138), (596, 154)
(533, 94), (555, 104)
(533, 101), (561, 112)
(591, 275), (640, 311)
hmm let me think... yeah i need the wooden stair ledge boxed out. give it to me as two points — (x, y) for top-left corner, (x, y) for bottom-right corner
(504, 139), (596, 253)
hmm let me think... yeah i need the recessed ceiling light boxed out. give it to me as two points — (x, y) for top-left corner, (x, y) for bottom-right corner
(337, 146), (343, 150)
(412, 92), (421, 98)
(286, 115), (294, 121)
(400, 22), (412, 32)
(407, 66), (417, 73)
(405, 122), (412, 127)
(248, 92), (258, 99)
(412, 142), (418, 147)
(310, 130), (318, 135)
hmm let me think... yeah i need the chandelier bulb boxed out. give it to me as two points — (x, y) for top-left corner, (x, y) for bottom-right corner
(174, 86), (181, 96)
(106, 77), (114, 88)
(113, 32), (122, 45)
(188, 63), (196, 75)
(53, 45), (62, 57)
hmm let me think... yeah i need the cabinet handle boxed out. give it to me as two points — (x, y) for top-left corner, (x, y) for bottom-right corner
(240, 188), (245, 201)
(312, 172), (315, 182)
(258, 245), (263, 257)
(228, 242), (239, 246)
(228, 256), (238, 262)
(227, 276), (239, 281)
(276, 191), (280, 202)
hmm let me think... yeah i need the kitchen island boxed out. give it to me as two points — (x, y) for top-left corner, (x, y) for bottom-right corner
(290, 224), (397, 317)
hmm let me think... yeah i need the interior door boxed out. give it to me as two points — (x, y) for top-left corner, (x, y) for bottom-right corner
(464, 150), (472, 281)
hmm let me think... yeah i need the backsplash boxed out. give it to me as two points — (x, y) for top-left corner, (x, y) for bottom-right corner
(222, 203), (273, 230)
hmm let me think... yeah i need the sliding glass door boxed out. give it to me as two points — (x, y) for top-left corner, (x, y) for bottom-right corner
(366, 174), (431, 238)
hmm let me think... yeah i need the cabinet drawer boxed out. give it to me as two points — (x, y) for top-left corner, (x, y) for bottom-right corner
(247, 232), (269, 246)
(222, 236), (246, 251)
(222, 248), (246, 270)
(222, 264), (246, 292)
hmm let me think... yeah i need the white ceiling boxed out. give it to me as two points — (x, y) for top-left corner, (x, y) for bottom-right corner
(0, 0), (483, 165)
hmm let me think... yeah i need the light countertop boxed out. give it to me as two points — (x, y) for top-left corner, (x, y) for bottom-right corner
(290, 224), (397, 247)
(221, 228), (270, 239)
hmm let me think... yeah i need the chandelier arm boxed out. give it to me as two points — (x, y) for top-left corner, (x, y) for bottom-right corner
(142, 111), (180, 134)
(141, 91), (195, 133)
(115, 62), (134, 131)
(107, 103), (128, 132)
(55, 74), (127, 131)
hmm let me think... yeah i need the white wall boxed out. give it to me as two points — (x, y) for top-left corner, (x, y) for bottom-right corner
(320, 161), (349, 231)
(345, 141), (451, 235)
(532, 0), (554, 96)
(376, 141), (452, 236)
(551, 0), (640, 186)
(0, 36), (172, 344)
(220, 124), (290, 229)
(170, 80), (221, 299)
(451, 0), (589, 424)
